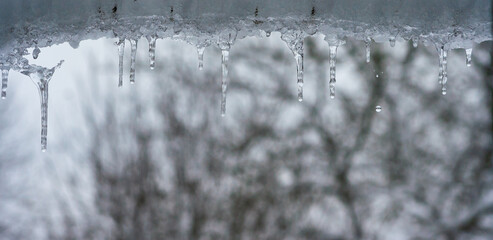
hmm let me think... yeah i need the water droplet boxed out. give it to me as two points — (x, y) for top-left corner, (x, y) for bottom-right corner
(266, 31), (271, 37)
(465, 48), (472, 67)
(129, 38), (138, 84)
(376, 74), (379, 78)
(329, 45), (338, 99)
(197, 47), (205, 70)
(33, 46), (41, 59)
(412, 37), (419, 48)
(117, 38), (125, 87)
(221, 49), (229, 117)
(389, 37), (396, 47)
(147, 36), (157, 70)
(376, 106), (382, 112)
(365, 37), (371, 63)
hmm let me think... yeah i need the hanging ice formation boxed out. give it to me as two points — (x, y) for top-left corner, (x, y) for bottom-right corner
(389, 37), (396, 47)
(412, 37), (419, 48)
(218, 32), (236, 117)
(129, 38), (138, 84)
(365, 37), (371, 63)
(328, 45), (338, 99)
(438, 46), (448, 95)
(117, 38), (125, 87)
(33, 46), (41, 59)
(147, 35), (157, 70)
(1, 65), (9, 99)
(465, 48), (472, 67)
(20, 61), (64, 152)
(197, 47), (205, 70)
(281, 31), (305, 102)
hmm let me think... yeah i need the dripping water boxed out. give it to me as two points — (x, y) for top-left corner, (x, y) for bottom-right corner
(221, 49), (229, 117)
(465, 48), (472, 67)
(365, 37), (371, 63)
(117, 38), (125, 87)
(129, 38), (138, 84)
(147, 36), (157, 70)
(389, 37), (396, 47)
(329, 45), (338, 99)
(197, 47), (205, 70)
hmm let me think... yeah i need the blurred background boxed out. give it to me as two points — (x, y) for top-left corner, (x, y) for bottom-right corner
(0, 34), (492, 240)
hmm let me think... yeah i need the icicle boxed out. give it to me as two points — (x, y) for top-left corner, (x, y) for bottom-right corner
(129, 38), (138, 84)
(221, 49), (229, 117)
(295, 50), (304, 102)
(117, 38), (125, 87)
(365, 37), (371, 63)
(389, 37), (396, 47)
(376, 106), (382, 112)
(197, 47), (205, 70)
(441, 49), (448, 95)
(329, 45), (338, 99)
(438, 47), (444, 85)
(147, 36), (157, 70)
(412, 37), (419, 48)
(20, 61), (64, 151)
(1, 67), (8, 99)
(465, 48), (472, 67)
(33, 46), (41, 59)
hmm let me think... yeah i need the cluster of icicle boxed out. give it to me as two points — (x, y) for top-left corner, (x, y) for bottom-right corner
(0, 34), (475, 151)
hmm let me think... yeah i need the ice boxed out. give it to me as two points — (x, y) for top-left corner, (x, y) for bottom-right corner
(389, 37), (396, 47)
(197, 47), (205, 70)
(221, 49), (229, 117)
(328, 45), (338, 99)
(129, 39), (138, 84)
(1, 66), (8, 99)
(281, 31), (305, 102)
(441, 49), (448, 95)
(20, 61), (64, 151)
(117, 38), (125, 87)
(32, 46), (41, 59)
(365, 37), (371, 63)
(412, 37), (419, 48)
(147, 35), (157, 70)
(465, 48), (472, 67)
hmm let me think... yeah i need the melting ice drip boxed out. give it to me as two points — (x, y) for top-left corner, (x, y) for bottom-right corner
(365, 37), (371, 63)
(117, 38), (125, 87)
(1, 66), (9, 99)
(281, 31), (305, 102)
(438, 46), (448, 95)
(147, 35), (157, 70)
(328, 45), (338, 99)
(129, 38), (138, 84)
(221, 49), (229, 117)
(20, 61), (64, 151)
(197, 47), (205, 70)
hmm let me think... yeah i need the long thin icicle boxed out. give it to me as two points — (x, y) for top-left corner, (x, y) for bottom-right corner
(197, 47), (205, 70)
(20, 61), (64, 152)
(441, 49), (448, 95)
(329, 45), (338, 99)
(465, 48), (472, 67)
(438, 47), (444, 85)
(1, 67), (8, 99)
(117, 38), (125, 87)
(221, 49), (229, 117)
(147, 36), (157, 70)
(129, 38), (138, 84)
(365, 37), (371, 63)
(295, 47), (304, 102)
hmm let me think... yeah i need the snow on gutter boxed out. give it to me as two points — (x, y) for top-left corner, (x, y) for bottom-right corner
(0, 0), (491, 150)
